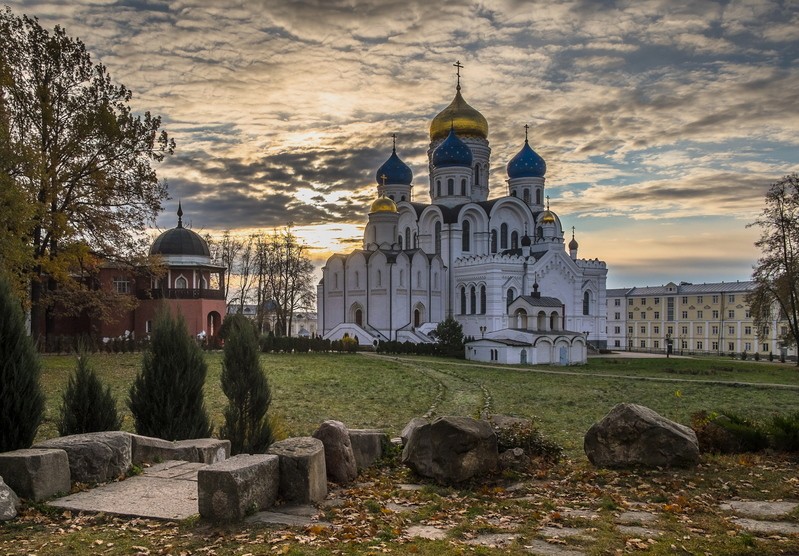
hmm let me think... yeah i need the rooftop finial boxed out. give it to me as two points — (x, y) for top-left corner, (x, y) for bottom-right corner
(572, 225), (576, 239)
(533, 273), (540, 296)
(524, 123), (529, 143)
(177, 200), (183, 228)
(391, 132), (397, 153)
(546, 195), (550, 210)
(453, 60), (463, 91)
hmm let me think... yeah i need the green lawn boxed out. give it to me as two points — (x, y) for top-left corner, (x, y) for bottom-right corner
(37, 351), (799, 457)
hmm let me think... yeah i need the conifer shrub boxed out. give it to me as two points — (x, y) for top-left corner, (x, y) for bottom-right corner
(691, 410), (768, 453)
(58, 350), (121, 436)
(128, 309), (212, 440)
(220, 316), (274, 454)
(767, 412), (799, 452)
(0, 273), (45, 451)
(491, 419), (563, 463)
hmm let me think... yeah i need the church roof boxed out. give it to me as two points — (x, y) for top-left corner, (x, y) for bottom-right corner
(432, 127), (473, 168)
(376, 148), (413, 186)
(516, 295), (564, 307)
(430, 88), (488, 141)
(149, 204), (210, 257)
(507, 138), (546, 178)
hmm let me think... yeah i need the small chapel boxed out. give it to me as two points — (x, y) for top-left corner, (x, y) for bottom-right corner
(317, 63), (608, 362)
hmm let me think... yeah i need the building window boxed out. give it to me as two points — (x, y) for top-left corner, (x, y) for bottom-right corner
(175, 276), (188, 289)
(728, 326), (735, 335)
(399, 270), (404, 286)
(654, 311), (660, 319)
(697, 325), (703, 334)
(405, 227), (411, 249)
(654, 326), (660, 334)
(762, 343), (769, 352)
(728, 310), (735, 318)
(654, 340), (660, 349)
(628, 312), (633, 319)
(745, 309), (751, 318)
(641, 312), (646, 319)
(640, 325), (646, 333)
(654, 297), (660, 304)
(461, 179), (466, 195)
(500, 223), (508, 249)
(416, 271), (422, 288)
(745, 326), (752, 335)
(462, 220), (471, 252)
(398, 235), (403, 249)
(728, 342), (735, 351)
(697, 340), (703, 350)
(436, 180), (441, 196)
(628, 299), (633, 306)
(614, 326), (621, 333)
(614, 340), (621, 347)
(667, 326), (673, 334)
(507, 288), (515, 307)
(511, 231), (519, 250)
(145, 320), (153, 333)
(712, 295), (719, 303)
(583, 291), (590, 315)
(614, 312), (620, 319)
(697, 296), (703, 303)
(460, 287), (467, 314)
(682, 326), (688, 334)
(697, 310), (703, 318)
(113, 277), (131, 294)
(640, 340), (646, 348)
(682, 296), (688, 304)
(681, 340), (688, 349)
(490, 230), (497, 253)
(435, 221), (442, 254)
(628, 326), (633, 334)
(712, 325), (719, 335)
(474, 163), (481, 186)
(480, 285), (486, 314)
(447, 178), (454, 195)
(728, 295), (735, 303)
(682, 311), (688, 319)
(745, 342), (752, 351)
(712, 341), (719, 350)
(536, 189), (542, 204)
(712, 310), (719, 319)
(470, 286), (476, 315)
(667, 297), (674, 320)
(354, 271), (359, 288)
(523, 189), (530, 203)
(641, 298), (646, 305)
(615, 299), (621, 306)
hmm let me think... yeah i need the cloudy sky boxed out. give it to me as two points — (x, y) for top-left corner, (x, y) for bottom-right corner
(7, 0), (799, 288)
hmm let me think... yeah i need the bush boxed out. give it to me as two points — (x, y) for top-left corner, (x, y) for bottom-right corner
(128, 309), (212, 440)
(58, 350), (121, 436)
(691, 411), (768, 454)
(768, 412), (799, 452)
(435, 317), (465, 358)
(0, 273), (45, 451)
(491, 417), (563, 463)
(754, 352), (760, 361)
(220, 316), (274, 455)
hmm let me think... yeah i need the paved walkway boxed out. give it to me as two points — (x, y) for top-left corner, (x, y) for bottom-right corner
(48, 460), (324, 525)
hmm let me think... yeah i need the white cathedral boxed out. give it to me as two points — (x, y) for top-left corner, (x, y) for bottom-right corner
(317, 67), (608, 363)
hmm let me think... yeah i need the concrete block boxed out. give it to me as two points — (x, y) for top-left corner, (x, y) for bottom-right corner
(267, 437), (327, 504)
(34, 432), (131, 484)
(175, 439), (230, 464)
(348, 429), (388, 470)
(130, 435), (180, 465)
(198, 454), (279, 522)
(0, 449), (70, 501)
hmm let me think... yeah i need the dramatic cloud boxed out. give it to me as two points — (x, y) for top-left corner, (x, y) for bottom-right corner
(7, 0), (799, 286)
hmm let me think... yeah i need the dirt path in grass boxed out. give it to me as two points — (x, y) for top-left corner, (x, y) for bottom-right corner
(371, 354), (799, 391)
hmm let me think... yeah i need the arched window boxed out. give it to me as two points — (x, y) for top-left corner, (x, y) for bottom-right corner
(462, 220), (471, 252)
(416, 270), (422, 288)
(414, 308), (422, 327)
(550, 312), (559, 331)
(480, 285), (486, 314)
(583, 291), (590, 315)
(377, 270), (382, 286)
(436, 180), (441, 196)
(474, 163), (480, 186)
(490, 230), (497, 253)
(500, 223), (508, 249)
(460, 179), (466, 195)
(511, 231), (519, 250)
(355, 308), (363, 326)
(511, 190), (517, 197)
(405, 227), (411, 250)
(537, 226), (543, 239)
(447, 178), (454, 195)
(536, 189), (542, 204)
(399, 269), (404, 286)
(401, 195), (406, 202)
(354, 271), (359, 288)
(175, 276), (188, 289)
(460, 286), (467, 315)
(413, 232), (418, 248)
(398, 235), (403, 250)
(507, 288), (515, 307)
(470, 286), (477, 315)
(523, 189), (530, 203)
(435, 221), (442, 254)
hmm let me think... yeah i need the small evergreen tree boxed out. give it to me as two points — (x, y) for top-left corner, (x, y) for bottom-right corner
(435, 316), (465, 358)
(58, 350), (121, 436)
(0, 273), (45, 451)
(128, 309), (212, 440)
(220, 316), (274, 454)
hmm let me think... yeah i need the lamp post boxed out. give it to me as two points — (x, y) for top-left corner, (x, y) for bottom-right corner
(479, 325), (486, 338)
(666, 332), (672, 358)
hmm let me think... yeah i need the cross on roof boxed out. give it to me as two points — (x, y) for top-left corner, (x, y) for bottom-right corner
(454, 60), (463, 90)
(546, 195), (550, 209)
(391, 133), (397, 152)
(524, 124), (529, 142)
(381, 174), (387, 186)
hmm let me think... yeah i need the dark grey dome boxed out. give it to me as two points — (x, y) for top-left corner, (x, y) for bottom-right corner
(149, 203), (210, 257)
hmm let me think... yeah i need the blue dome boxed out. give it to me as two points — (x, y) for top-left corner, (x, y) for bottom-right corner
(375, 149), (413, 185)
(432, 127), (473, 168)
(507, 139), (546, 178)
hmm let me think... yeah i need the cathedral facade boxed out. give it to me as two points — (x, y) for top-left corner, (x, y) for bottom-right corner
(317, 73), (608, 350)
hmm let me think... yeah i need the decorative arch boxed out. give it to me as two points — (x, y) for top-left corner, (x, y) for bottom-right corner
(537, 310), (547, 330)
(583, 291), (591, 315)
(480, 284), (486, 314)
(413, 302), (426, 327)
(350, 303), (364, 327)
(506, 288), (515, 307)
(550, 311), (560, 331)
(175, 275), (188, 289)
(514, 308), (528, 329)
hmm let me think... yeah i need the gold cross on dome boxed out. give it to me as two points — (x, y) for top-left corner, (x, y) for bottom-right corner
(381, 174), (387, 186)
(524, 124), (529, 142)
(454, 60), (463, 89)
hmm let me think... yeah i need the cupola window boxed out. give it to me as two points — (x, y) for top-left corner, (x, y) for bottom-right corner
(175, 276), (188, 289)
(523, 189), (530, 203)
(511, 231), (519, 250)
(447, 178), (454, 195)
(490, 230), (497, 253)
(460, 286), (467, 314)
(436, 180), (441, 196)
(462, 220), (471, 252)
(461, 179), (466, 195)
(536, 189), (542, 204)
(435, 221), (442, 254)
(500, 223), (508, 249)
(474, 163), (480, 186)
(480, 285), (486, 314)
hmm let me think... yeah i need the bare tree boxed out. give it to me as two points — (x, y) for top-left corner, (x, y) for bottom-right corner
(748, 174), (799, 364)
(233, 235), (257, 314)
(207, 230), (243, 307)
(254, 228), (315, 336)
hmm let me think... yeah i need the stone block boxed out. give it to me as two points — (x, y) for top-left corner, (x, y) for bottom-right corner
(198, 454), (279, 522)
(0, 477), (20, 521)
(267, 437), (327, 504)
(130, 434), (180, 465)
(348, 429), (388, 470)
(174, 439), (230, 464)
(312, 420), (357, 484)
(0, 449), (70, 501)
(34, 431), (132, 484)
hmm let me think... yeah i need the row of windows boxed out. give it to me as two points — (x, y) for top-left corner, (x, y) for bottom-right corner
(614, 308), (751, 320)
(509, 188), (542, 205)
(332, 270), (440, 289)
(618, 294), (738, 306)
(618, 324), (768, 337)
(397, 221), (550, 255)
(117, 275), (209, 293)
(460, 285), (487, 315)
(619, 339), (771, 352)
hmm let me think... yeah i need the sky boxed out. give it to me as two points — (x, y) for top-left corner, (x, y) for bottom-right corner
(6, 0), (799, 288)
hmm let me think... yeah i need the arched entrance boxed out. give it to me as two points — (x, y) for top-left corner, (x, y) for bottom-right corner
(355, 308), (363, 327)
(514, 309), (528, 329)
(413, 303), (425, 328)
(207, 311), (221, 337)
(520, 349), (527, 364)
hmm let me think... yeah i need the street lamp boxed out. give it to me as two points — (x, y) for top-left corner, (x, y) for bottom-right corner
(479, 325), (487, 338)
(665, 332), (672, 358)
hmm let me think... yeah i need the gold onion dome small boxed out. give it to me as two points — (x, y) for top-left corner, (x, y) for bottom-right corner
(540, 210), (556, 224)
(430, 89), (488, 141)
(370, 196), (398, 214)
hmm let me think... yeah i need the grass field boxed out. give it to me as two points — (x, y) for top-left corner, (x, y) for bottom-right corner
(36, 351), (799, 457)
(5, 352), (799, 555)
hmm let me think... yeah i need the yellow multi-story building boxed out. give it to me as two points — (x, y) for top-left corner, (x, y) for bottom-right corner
(606, 281), (793, 359)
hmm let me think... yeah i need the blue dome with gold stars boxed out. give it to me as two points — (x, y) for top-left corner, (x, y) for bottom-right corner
(507, 139), (546, 179)
(432, 127), (473, 168)
(375, 148), (413, 185)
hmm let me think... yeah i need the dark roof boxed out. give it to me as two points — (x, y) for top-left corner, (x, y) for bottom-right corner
(515, 295), (563, 307)
(150, 227), (210, 257)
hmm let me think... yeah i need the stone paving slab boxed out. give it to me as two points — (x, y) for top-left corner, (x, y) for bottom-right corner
(616, 511), (657, 525)
(617, 525), (662, 537)
(246, 510), (329, 527)
(523, 539), (586, 555)
(539, 526), (594, 541)
(406, 525), (448, 539)
(463, 532), (518, 547)
(720, 500), (799, 518)
(145, 461), (207, 480)
(733, 518), (799, 535)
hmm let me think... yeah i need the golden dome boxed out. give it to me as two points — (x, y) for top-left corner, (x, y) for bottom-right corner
(370, 196), (398, 214)
(430, 89), (488, 141)
(540, 210), (556, 224)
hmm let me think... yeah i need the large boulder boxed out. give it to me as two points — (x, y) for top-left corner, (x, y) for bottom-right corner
(584, 403), (700, 468)
(34, 431), (132, 484)
(402, 416), (498, 483)
(312, 420), (357, 485)
(0, 449), (70, 501)
(0, 477), (20, 521)
(267, 437), (327, 503)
